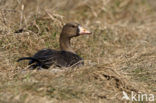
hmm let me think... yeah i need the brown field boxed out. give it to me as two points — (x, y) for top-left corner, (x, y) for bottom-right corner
(0, 0), (156, 103)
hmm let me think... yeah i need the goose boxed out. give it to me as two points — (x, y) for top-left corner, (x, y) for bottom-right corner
(17, 23), (91, 69)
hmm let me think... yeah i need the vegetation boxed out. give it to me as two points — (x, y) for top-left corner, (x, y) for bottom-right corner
(0, 0), (156, 102)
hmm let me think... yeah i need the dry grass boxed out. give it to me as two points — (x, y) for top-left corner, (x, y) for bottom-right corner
(0, 0), (156, 102)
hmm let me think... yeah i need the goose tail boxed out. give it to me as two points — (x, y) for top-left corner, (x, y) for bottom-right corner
(17, 57), (41, 64)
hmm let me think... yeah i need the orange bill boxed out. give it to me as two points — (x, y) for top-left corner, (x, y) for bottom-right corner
(78, 26), (92, 35)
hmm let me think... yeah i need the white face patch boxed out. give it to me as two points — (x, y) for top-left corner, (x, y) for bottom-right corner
(78, 26), (91, 35)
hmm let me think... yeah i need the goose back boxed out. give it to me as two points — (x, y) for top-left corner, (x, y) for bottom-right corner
(28, 49), (84, 69)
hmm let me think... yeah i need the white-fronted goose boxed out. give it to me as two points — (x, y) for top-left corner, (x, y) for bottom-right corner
(17, 23), (91, 69)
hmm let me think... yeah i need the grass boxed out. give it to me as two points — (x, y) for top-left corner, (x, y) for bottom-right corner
(0, 0), (156, 102)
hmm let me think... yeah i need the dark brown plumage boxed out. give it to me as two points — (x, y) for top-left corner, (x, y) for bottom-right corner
(17, 23), (91, 69)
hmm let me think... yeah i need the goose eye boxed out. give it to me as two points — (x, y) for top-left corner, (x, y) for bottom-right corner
(71, 25), (75, 28)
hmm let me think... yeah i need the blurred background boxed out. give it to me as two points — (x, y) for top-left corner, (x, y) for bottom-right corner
(0, 0), (156, 29)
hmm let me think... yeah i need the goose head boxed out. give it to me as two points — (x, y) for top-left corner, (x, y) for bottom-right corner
(59, 23), (91, 53)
